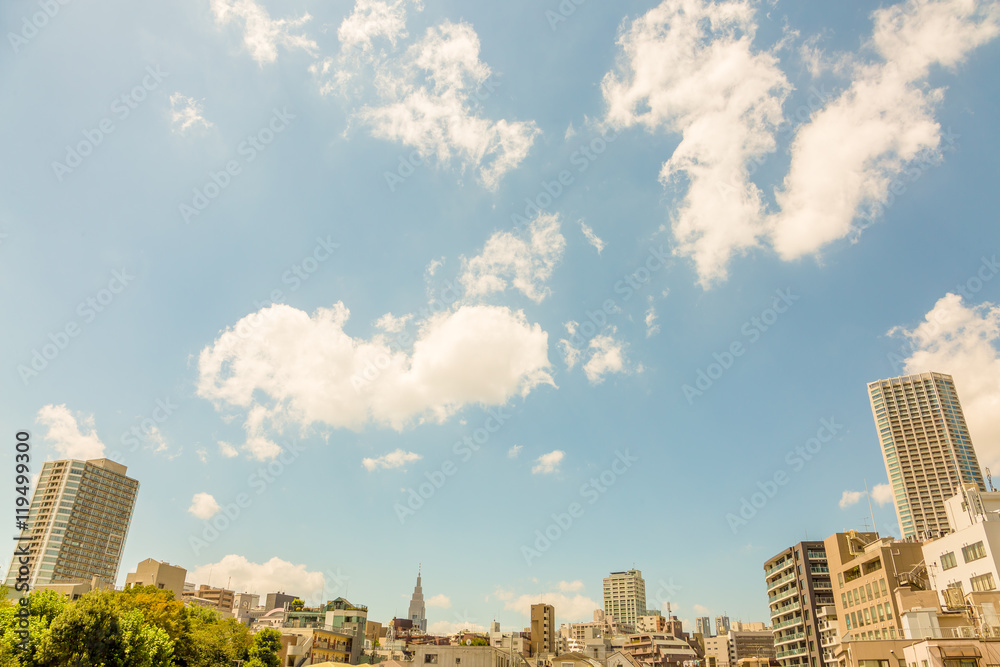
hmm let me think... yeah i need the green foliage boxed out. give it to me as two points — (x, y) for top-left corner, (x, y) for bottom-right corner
(174, 604), (253, 667)
(247, 628), (283, 667)
(469, 637), (488, 646)
(0, 585), (261, 667)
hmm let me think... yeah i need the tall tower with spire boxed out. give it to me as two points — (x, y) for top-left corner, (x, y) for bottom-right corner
(408, 564), (427, 633)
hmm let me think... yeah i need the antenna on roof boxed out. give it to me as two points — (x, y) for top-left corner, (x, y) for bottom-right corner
(987, 468), (995, 492)
(865, 478), (878, 535)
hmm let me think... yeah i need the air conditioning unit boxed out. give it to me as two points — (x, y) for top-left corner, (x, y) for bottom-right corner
(944, 588), (965, 611)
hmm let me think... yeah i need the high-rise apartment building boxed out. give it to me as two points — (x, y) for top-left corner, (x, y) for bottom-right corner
(715, 616), (731, 637)
(764, 541), (834, 667)
(695, 616), (712, 637)
(603, 569), (647, 632)
(408, 566), (427, 633)
(530, 603), (555, 654)
(868, 371), (986, 539)
(4, 458), (138, 589)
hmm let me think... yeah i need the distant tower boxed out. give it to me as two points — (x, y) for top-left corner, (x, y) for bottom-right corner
(408, 565), (427, 633)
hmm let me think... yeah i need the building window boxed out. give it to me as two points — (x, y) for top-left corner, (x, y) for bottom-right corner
(941, 552), (958, 570)
(962, 542), (987, 563)
(972, 573), (996, 592)
(425, 655), (438, 664)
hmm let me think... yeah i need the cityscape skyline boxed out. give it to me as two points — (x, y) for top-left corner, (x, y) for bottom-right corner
(4, 0), (1000, 644)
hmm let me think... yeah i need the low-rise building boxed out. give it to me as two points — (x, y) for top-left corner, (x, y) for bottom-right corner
(182, 584), (234, 611)
(124, 558), (187, 599)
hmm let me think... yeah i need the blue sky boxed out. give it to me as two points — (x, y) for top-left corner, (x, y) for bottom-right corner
(3, 0), (1000, 635)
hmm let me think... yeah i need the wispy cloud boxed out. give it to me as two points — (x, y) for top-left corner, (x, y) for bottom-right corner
(363, 449), (422, 471)
(532, 450), (564, 475)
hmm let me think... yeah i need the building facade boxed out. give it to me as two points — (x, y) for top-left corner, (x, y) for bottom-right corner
(124, 558), (187, 599)
(696, 617), (713, 637)
(922, 485), (1000, 608)
(408, 567), (427, 633)
(4, 458), (139, 589)
(604, 570), (647, 632)
(531, 603), (556, 654)
(765, 541), (834, 667)
(716, 616), (731, 637)
(868, 371), (986, 540)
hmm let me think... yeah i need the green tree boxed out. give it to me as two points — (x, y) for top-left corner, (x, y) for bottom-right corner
(0, 588), (69, 666)
(174, 605), (252, 667)
(36, 589), (176, 667)
(246, 628), (283, 667)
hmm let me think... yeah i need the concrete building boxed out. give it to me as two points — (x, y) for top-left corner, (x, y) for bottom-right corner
(265, 591), (297, 612)
(717, 616), (732, 637)
(923, 485), (1000, 608)
(816, 606), (839, 667)
(532, 603), (556, 654)
(233, 592), (260, 614)
(704, 634), (730, 667)
(637, 613), (668, 634)
(409, 566), (428, 633)
(728, 631), (776, 666)
(696, 617), (713, 637)
(4, 458), (139, 589)
(124, 558), (186, 599)
(182, 584), (235, 611)
(868, 372), (986, 540)
(765, 541), (834, 667)
(410, 645), (530, 667)
(622, 633), (698, 667)
(604, 570), (647, 633)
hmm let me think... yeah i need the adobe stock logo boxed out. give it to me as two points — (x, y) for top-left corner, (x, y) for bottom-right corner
(726, 417), (842, 534)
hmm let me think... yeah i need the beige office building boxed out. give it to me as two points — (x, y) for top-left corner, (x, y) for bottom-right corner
(125, 558), (187, 599)
(531, 603), (556, 654)
(183, 584), (235, 610)
(868, 372), (986, 540)
(4, 458), (139, 589)
(604, 569), (647, 632)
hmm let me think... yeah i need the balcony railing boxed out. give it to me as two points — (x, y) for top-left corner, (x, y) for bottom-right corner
(772, 616), (804, 631)
(770, 601), (801, 618)
(774, 632), (805, 646)
(765, 559), (795, 577)
(776, 647), (808, 659)
(767, 572), (796, 591)
(768, 588), (798, 604)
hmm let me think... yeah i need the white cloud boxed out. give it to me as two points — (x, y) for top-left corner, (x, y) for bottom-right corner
(189, 555), (325, 603)
(36, 405), (106, 460)
(504, 592), (599, 622)
(507, 444), (523, 459)
(188, 492), (222, 520)
(769, 0), (1000, 259)
(197, 448), (209, 464)
(376, 312), (412, 333)
(210, 0), (317, 65)
(144, 425), (170, 455)
(693, 603), (710, 614)
(891, 292), (1000, 470)
(559, 322), (582, 369)
(460, 214), (565, 304)
(558, 580), (584, 593)
(338, 0), (420, 55)
(218, 441), (239, 458)
(645, 299), (661, 338)
(871, 482), (894, 506)
(428, 620), (487, 635)
(580, 221), (605, 254)
(325, 5), (539, 190)
(532, 450), (564, 475)
(363, 449), (422, 471)
(583, 333), (628, 384)
(602, 0), (790, 287)
(839, 490), (866, 509)
(427, 593), (451, 608)
(197, 302), (553, 458)
(169, 93), (213, 134)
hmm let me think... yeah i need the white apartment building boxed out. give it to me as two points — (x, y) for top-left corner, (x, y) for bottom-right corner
(604, 570), (647, 632)
(923, 485), (1000, 608)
